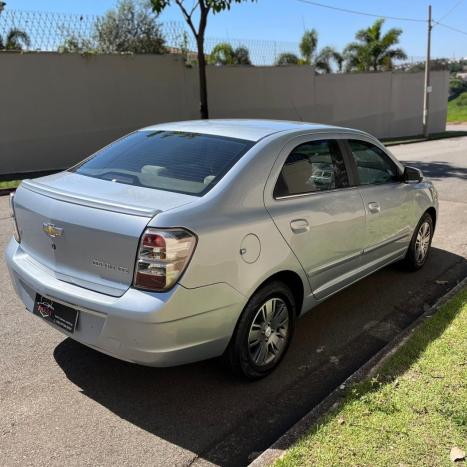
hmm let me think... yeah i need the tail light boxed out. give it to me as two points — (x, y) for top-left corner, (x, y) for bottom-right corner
(133, 228), (197, 292)
(9, 192), (21, 243)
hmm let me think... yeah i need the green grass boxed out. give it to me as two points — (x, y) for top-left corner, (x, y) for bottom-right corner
(0, 180), (21, 190)
(277, 287), (467, 467)
(447, 92), (467, 123)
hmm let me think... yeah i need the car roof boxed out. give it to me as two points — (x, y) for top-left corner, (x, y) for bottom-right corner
(140, 119), (365, 142)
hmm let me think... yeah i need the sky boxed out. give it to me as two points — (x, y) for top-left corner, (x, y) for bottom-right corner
(4, 0), (467, 60)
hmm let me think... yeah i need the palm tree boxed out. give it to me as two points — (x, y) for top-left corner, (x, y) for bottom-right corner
(208, 42), (252, 65)
(299, 28), (343, 73)
(343, 19), (407, 72)
(0, 28), (30, 51)
(299, 29), (318, 65)
(314, 46), (344, 73)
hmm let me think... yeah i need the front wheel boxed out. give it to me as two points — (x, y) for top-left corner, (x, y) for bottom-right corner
(402, 213), (434, 271)
(225, 281), (296, 380)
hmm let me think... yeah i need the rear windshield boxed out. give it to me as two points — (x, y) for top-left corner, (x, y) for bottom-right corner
(71, 130), (254, 196)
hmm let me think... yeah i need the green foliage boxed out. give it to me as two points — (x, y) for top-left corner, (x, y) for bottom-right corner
(456, 92), (467, 106)
(60, 0), (166, 54)
(59, 35), (94, 54)
(277, 29), (342, 73)
(344, 18), (407, 72)
(450, 76), (467, 100)
(277, 288), (467, 467)
(448, 92), (467, 122)
(0, 27), (30, 51)
(315, 45), (343, 73)
(447, 60), (467, 74)
(299, 29), (318, 65)
(233, 46), (251, 65)
(208, 42), (251, 65)
(95, 0), (166, 54)
(275, 52), (301, 66)
(151, 0), (255, 15)
(178, 31), (190, 61)
(0, 180), (21, 190)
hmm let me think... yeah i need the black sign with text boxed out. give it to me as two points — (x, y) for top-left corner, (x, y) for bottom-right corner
(33, 295), (79, 333)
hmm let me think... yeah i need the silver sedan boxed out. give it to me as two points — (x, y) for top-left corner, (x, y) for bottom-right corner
(6, 120), (438, 379)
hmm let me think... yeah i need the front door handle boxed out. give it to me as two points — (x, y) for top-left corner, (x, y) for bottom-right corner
(290, 219), (309, 233)
(368, 201), (381, 214)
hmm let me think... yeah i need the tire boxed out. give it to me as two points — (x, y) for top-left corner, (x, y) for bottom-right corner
(402, 212), (434, 271)
(225, 281), (296, 380)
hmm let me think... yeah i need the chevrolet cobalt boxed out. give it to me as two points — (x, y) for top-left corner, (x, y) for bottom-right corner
(6, 120), (438, 379)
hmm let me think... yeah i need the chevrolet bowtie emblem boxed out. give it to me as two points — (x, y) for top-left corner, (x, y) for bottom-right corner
(42, 223), (64, 238)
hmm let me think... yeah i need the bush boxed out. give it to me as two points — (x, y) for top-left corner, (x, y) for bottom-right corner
(455, 92), (467, 107)
(60, 0), (166, 55)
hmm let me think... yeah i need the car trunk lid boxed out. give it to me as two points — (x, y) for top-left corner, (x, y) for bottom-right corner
(14, 172), (196, 297)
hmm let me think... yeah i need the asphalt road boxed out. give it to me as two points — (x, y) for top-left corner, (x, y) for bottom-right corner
(1, 137), (466, 467)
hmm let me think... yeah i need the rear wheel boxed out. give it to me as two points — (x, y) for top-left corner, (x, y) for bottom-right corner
(225, 281), (296, 380)
(402, 212), (434, 271)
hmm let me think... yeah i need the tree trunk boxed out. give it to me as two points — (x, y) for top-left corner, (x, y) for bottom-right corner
(197, 34), (209, 119)
(196, 5), (209, 120)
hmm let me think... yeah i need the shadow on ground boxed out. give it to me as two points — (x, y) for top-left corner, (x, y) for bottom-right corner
(403, 160), (467, 182)
(54, 247), (467, 466)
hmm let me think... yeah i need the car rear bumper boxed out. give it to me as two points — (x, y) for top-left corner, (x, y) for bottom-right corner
(5, 238), (246, 366)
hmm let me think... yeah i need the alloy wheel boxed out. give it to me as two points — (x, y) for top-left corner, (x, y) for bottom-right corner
(415, 221), (431, 263)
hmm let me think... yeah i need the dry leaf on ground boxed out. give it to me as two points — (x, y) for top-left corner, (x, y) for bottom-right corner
(450, 446), (466, 462)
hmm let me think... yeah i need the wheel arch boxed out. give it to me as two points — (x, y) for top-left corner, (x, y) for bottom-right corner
(425, 206), (437, 230)
(252, 270), (305, 316)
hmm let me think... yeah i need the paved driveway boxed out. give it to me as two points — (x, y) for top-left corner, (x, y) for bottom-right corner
(0, 137), (466, 467)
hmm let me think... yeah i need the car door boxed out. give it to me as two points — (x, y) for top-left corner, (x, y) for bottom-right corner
(344, 138), (414, 270)
(264, 135), (366, 300)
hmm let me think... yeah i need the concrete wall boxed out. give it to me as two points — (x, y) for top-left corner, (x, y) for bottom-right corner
(0, 53), (199, 175)
(207, 65), (317, 121)
(209, 66), (449, 139)
(0, 53), (449, 176)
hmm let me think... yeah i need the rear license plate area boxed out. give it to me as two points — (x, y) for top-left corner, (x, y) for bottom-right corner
(33, 295), (79, 333)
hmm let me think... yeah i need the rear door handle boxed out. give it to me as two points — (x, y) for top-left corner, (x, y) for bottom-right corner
(290, 219), (309, 233)
(368, 202), (381, 214)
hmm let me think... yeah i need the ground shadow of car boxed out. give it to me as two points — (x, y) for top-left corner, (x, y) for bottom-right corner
(53, 247), (467, 466)
(402, 160), (467, 181)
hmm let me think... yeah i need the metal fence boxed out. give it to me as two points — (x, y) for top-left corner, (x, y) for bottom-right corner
(0, 9), (448, 68)
(0, 9), (300, 65)
(0, 9), (98, 52)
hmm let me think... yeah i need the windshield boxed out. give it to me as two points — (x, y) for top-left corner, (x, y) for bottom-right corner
(71, 130), (255, 196)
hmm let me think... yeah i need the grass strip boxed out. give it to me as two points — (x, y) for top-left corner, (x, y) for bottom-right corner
(0, 180), (21, 190)
(447, 92), (467, 123)
(277, 287), (467, 467)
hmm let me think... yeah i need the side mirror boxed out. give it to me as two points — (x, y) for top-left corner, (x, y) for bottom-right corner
(403, 166), (423, 183)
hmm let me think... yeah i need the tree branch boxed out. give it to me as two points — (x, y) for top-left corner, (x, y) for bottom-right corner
(189, 1), (200, 17)
(175, 0), (198, 38)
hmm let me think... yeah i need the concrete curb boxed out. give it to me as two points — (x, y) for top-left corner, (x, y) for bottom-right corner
(249, 276), (467, 467)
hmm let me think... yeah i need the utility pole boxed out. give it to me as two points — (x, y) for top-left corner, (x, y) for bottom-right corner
(423, 4), (432, 139)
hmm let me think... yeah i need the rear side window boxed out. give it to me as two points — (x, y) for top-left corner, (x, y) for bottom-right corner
(348, 140), (399, 185)
(274, 139), (349, 198)
(71, 131), (254, 196)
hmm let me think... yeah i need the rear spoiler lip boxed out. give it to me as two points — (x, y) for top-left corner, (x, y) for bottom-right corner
(21, 179), (160, 218)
